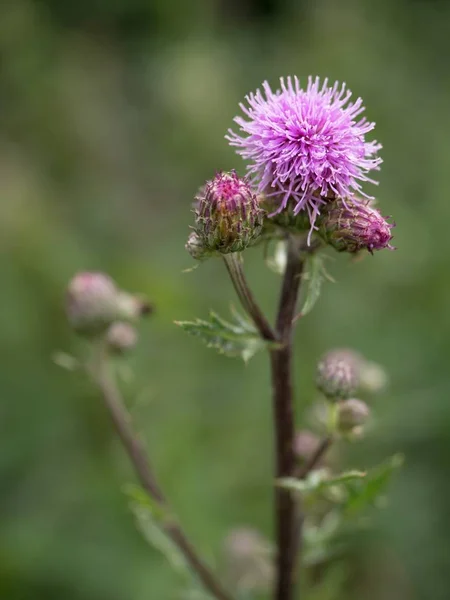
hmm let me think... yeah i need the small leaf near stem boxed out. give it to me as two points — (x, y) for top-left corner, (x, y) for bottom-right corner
(175, 310), (279, 363)
(300, 253), (334, 318)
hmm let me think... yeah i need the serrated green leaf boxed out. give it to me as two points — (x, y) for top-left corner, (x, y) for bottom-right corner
(343, 454), (404, 514)
(300, 254), (334, 317)
(175, 310), (276, 362)
(278, 469), (366, 495)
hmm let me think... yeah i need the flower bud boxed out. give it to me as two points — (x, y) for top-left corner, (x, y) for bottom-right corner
(293, 430), (321, 464)
(359, 360), (389, 394)
(316, 348), (360, 401)
(223, 527), (273, 594)
(318, 198), (394, 253)
(116, 291), (153, 321)
(337, 398), (370, 432)
(106, 322), (138, 354)
(195, 171), (264, 254)
(185, 231), (211, 261)
(66, 272), (152, 337)
(66, 272), (120, 336)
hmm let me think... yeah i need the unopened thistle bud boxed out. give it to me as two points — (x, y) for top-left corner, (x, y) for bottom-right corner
(66, 272), (152, 336)
(185, 231), (211, 261)
(359, 360), (389, 393)
(66, 272), (120, 335)
(223, 527), (273, 594)
(106, 322), (138, 354)
(316, 348), (360, 400)
(318, 198), (394, 254)
(194, 171), (264, 254)
(337, 398), (370, 433)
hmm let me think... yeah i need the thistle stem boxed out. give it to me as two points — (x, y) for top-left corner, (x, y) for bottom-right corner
(89, 345), (233, 600)
(271, 237), (304, 600)
(223, 239), (304, 600)
(223, 253), (276, 342)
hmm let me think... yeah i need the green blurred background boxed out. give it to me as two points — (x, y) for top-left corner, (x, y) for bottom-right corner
(1, 0), (450, 598)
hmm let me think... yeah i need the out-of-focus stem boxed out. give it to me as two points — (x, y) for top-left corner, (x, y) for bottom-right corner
(90, 346), (233, 600)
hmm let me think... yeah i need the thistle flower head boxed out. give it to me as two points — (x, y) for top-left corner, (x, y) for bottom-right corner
(316, 348), (360, 401)
(194, 171), (264, 254)
(227, 76), (382, 231)
(318, 197), (394, 253)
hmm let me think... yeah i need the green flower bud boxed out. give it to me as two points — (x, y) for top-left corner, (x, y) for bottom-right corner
(337, 398), (370, 433)
(223, 528), (273, 594)
(185, 231), (212, 261)
(316, 348), (360, 401)
(195, 171), (264, 254)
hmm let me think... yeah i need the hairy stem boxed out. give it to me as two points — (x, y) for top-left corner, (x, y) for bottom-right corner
(223, 253), (276, 342)
(90, 346), (233, 600)
(271, 237), (304, 600)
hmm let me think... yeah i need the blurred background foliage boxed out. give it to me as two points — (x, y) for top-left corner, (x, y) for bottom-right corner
(1, 0), (450, 598)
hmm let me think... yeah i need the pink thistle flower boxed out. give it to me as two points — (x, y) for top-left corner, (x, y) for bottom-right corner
(226, 76), (382, 232)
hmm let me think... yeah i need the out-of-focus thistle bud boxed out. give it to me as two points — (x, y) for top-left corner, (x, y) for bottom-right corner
(194, 171), (264, 254)
(293, 430), (321, 464)
(116, 291), (153, 321)
(106, 322), (138, 354)
(185, 231), (211, 261)
(66, 272), (152, 336)
(359, 360), (389, 394)
(66, 272), (120, 336)
(318, 197), (395, 254)
(337, 398), (370, 433)
(223, 527), (273, 594)
(316, 348), (360, 401)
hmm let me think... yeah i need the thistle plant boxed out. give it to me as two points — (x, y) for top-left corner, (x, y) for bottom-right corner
(59, 77), (401, 600)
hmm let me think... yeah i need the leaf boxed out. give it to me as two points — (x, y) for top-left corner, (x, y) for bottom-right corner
(278, 469), (366, 495)
(52, 351), (80, 371)
(300, 254), (334, 317)
(124, 485), (191, 579)
(175, 310), (276, 362)
(265, 240), (287, 275)
(343, 454), (404, 514)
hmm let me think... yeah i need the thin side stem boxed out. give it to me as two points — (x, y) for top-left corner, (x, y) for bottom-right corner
(90, 346), (233, 600)
(296, 435), (334, 480)
(223, 253), (276, 342)
(271, 236), (304, 600)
